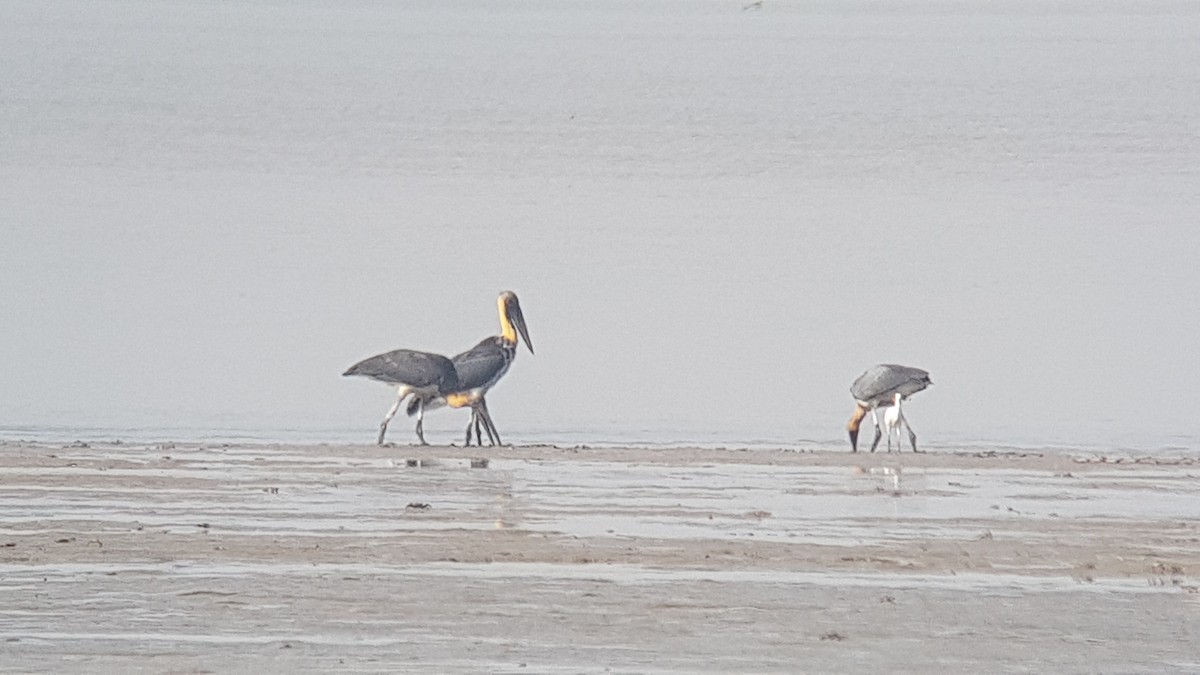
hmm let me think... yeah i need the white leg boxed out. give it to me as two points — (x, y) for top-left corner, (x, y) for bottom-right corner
(888, 403), (897, 451)
(414, 398), (428, 445)
(463, 408), (476, 446)
(869, 407), (884, 453)
(378, 388), (410, 445)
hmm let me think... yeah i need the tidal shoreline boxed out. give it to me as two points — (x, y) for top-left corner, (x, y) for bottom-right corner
(1, 441), (1197, 671)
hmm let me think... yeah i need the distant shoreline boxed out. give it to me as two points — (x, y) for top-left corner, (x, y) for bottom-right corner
(3, 438), (1197, 469)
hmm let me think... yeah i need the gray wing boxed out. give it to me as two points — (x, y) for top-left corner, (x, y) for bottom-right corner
(343, 349), (458, 390)
(850, 364), (931, 403)
(451, 339), (508, 390)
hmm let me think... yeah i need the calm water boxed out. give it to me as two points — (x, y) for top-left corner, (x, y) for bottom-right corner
(2, 0), (1198, 450)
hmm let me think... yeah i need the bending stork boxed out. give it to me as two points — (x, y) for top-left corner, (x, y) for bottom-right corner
(846, 364), (931, 453)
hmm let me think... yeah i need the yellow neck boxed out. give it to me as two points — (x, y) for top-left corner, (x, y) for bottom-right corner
(498, 296), (517, 344)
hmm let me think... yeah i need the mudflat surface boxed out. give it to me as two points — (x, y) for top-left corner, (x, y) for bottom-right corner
(1, 441), (1198, 672)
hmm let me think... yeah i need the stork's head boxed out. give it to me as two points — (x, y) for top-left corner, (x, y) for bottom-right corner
(498, 291), (534, 354)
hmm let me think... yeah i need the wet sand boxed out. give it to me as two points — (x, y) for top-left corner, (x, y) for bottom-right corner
(1, 440), (1198, 672)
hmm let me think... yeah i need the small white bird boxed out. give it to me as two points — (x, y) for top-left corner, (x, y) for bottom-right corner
(884, 392), (904, 453)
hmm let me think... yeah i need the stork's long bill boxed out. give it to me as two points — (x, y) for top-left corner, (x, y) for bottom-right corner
(498, 291), (534, 354)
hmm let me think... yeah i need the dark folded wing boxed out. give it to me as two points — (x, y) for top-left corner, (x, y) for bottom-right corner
(850, 364), (931, 402)
(452, 342), (508, 391)
(343, 349), (458, 390)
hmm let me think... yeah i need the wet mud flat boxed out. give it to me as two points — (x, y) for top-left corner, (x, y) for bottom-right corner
(1, 441), (1198, 672)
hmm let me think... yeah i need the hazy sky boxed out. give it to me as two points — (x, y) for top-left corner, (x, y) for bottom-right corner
(2, 0), (1198, 449)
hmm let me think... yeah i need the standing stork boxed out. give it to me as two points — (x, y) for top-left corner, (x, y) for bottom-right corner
(846, 364), (931, 453)
(342, 349), (460, 446)
(410, 291), (534, 446)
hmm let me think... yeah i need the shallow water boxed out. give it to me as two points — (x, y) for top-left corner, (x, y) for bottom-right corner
(2, 441), (1199, 671)
(2, 1), (1199, 451)
(4, 441), (1199, 547)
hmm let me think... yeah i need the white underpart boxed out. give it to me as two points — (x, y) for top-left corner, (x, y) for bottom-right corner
(383, 385), (415, 426)
(379, 383), (440, 440)
(422, 396), (448, 413)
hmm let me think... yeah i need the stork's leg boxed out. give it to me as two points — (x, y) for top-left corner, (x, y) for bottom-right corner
(477, 399), (502, 446)
(481, 416), (496, 446)
(470, 408), (484, 444)
(378, 390), (409, 445)
(464, 408), (485, 447)
(901, 411), (921, 453)
(470, 415), (484, 446)
(868, 408), (883, 453)
(478, 400), (498, 446)
(484, 413), (501, 447)
(478, 401), (498, 446)
(414, 399), (428, 446)
(460, 404), (491, 447)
